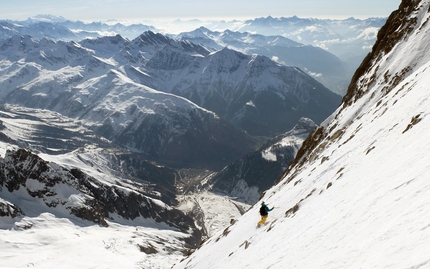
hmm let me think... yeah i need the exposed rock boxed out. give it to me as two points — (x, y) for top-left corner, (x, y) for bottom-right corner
(0, 200), (23, 218)
(343, 0), (417, 107)
(0, 148), (203, 247)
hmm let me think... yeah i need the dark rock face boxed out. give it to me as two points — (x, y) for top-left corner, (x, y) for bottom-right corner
(0, 200), (23, 218)
(343, 0), (415, 107)
(1, 149), (51, 192)
(209, 118), (317, 203)
(0, 148), (203, 247)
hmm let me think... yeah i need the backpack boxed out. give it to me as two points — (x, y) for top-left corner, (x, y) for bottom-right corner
(259, 206), (267, 216)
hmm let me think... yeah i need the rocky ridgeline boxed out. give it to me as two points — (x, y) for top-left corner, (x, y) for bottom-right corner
(0, 148), (202, 247)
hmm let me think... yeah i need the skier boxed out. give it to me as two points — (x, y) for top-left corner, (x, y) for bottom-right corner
(258, 201), (273, 226)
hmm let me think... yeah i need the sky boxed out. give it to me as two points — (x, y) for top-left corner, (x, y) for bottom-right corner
(0, 0), (400, 22)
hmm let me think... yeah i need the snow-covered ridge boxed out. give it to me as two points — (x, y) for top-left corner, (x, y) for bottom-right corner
(0, 33), (261, 169)
(1, 15), (387, 96)
(0, 30), (340, 168)
(0, 148), (201, 238)
(173, 1), (430, 268)
(174, 27), (348, 94)
(0, 145), (204, 267)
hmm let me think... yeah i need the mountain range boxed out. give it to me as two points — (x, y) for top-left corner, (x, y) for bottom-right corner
(0, 15), (387, 95)
(0, 31), (340, 169)
(234, 16), (386, 59)
(174, 27), (349, 95)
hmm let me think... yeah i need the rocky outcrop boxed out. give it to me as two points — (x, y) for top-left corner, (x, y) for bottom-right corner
(343, 0), (416, 107)
(0, 148), (203, 247)
(0, 199), (23, 218)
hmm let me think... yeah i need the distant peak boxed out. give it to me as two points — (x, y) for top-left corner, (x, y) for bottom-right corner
(184, 26), (213, 36)
(197, 26), (211, 32)
(136, 31), (171, 46)
(28, 14), (67, 23)
(293, 117), (317, 131)
(217, 46), (239, 54)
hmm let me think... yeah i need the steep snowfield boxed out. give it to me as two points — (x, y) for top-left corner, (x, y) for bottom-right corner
(173, 1), (430, 268)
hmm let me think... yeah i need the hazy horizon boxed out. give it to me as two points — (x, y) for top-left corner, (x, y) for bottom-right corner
(1, 0), (400, 22)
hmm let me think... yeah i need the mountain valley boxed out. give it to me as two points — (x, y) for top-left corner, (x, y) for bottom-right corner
(1, 3), (422, 268)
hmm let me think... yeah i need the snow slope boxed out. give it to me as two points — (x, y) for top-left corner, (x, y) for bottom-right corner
(0, 213), (187, 269)
(173, 1), (430, 268)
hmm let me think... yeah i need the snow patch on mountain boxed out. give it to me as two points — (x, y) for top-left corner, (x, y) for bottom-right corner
(261, 149), (276, 161)
(177, 191), (250, 237)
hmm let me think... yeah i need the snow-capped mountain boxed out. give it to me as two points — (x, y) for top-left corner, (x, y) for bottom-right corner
(0, 15), (386, 95)
(206, 118), (317, 203)
(0, 15), (157, 41)
(163, 16), (386, 88)
(0, 106), (186, 204)
(0, 20), (77, 41)
(0, 31), (340, 168)
(175, 27), (349, 94)
(0, 34), (257, 170)
(0, 15), (387, 96)
(175, 27), (302, 51)
(235, 16), (386, 60)
(0, 15), (386, 53)
(126, 33), (341, 136)
(0, 154), (199, 269)
(227, 16), (388, 95)
(173, 0), (430, 268)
